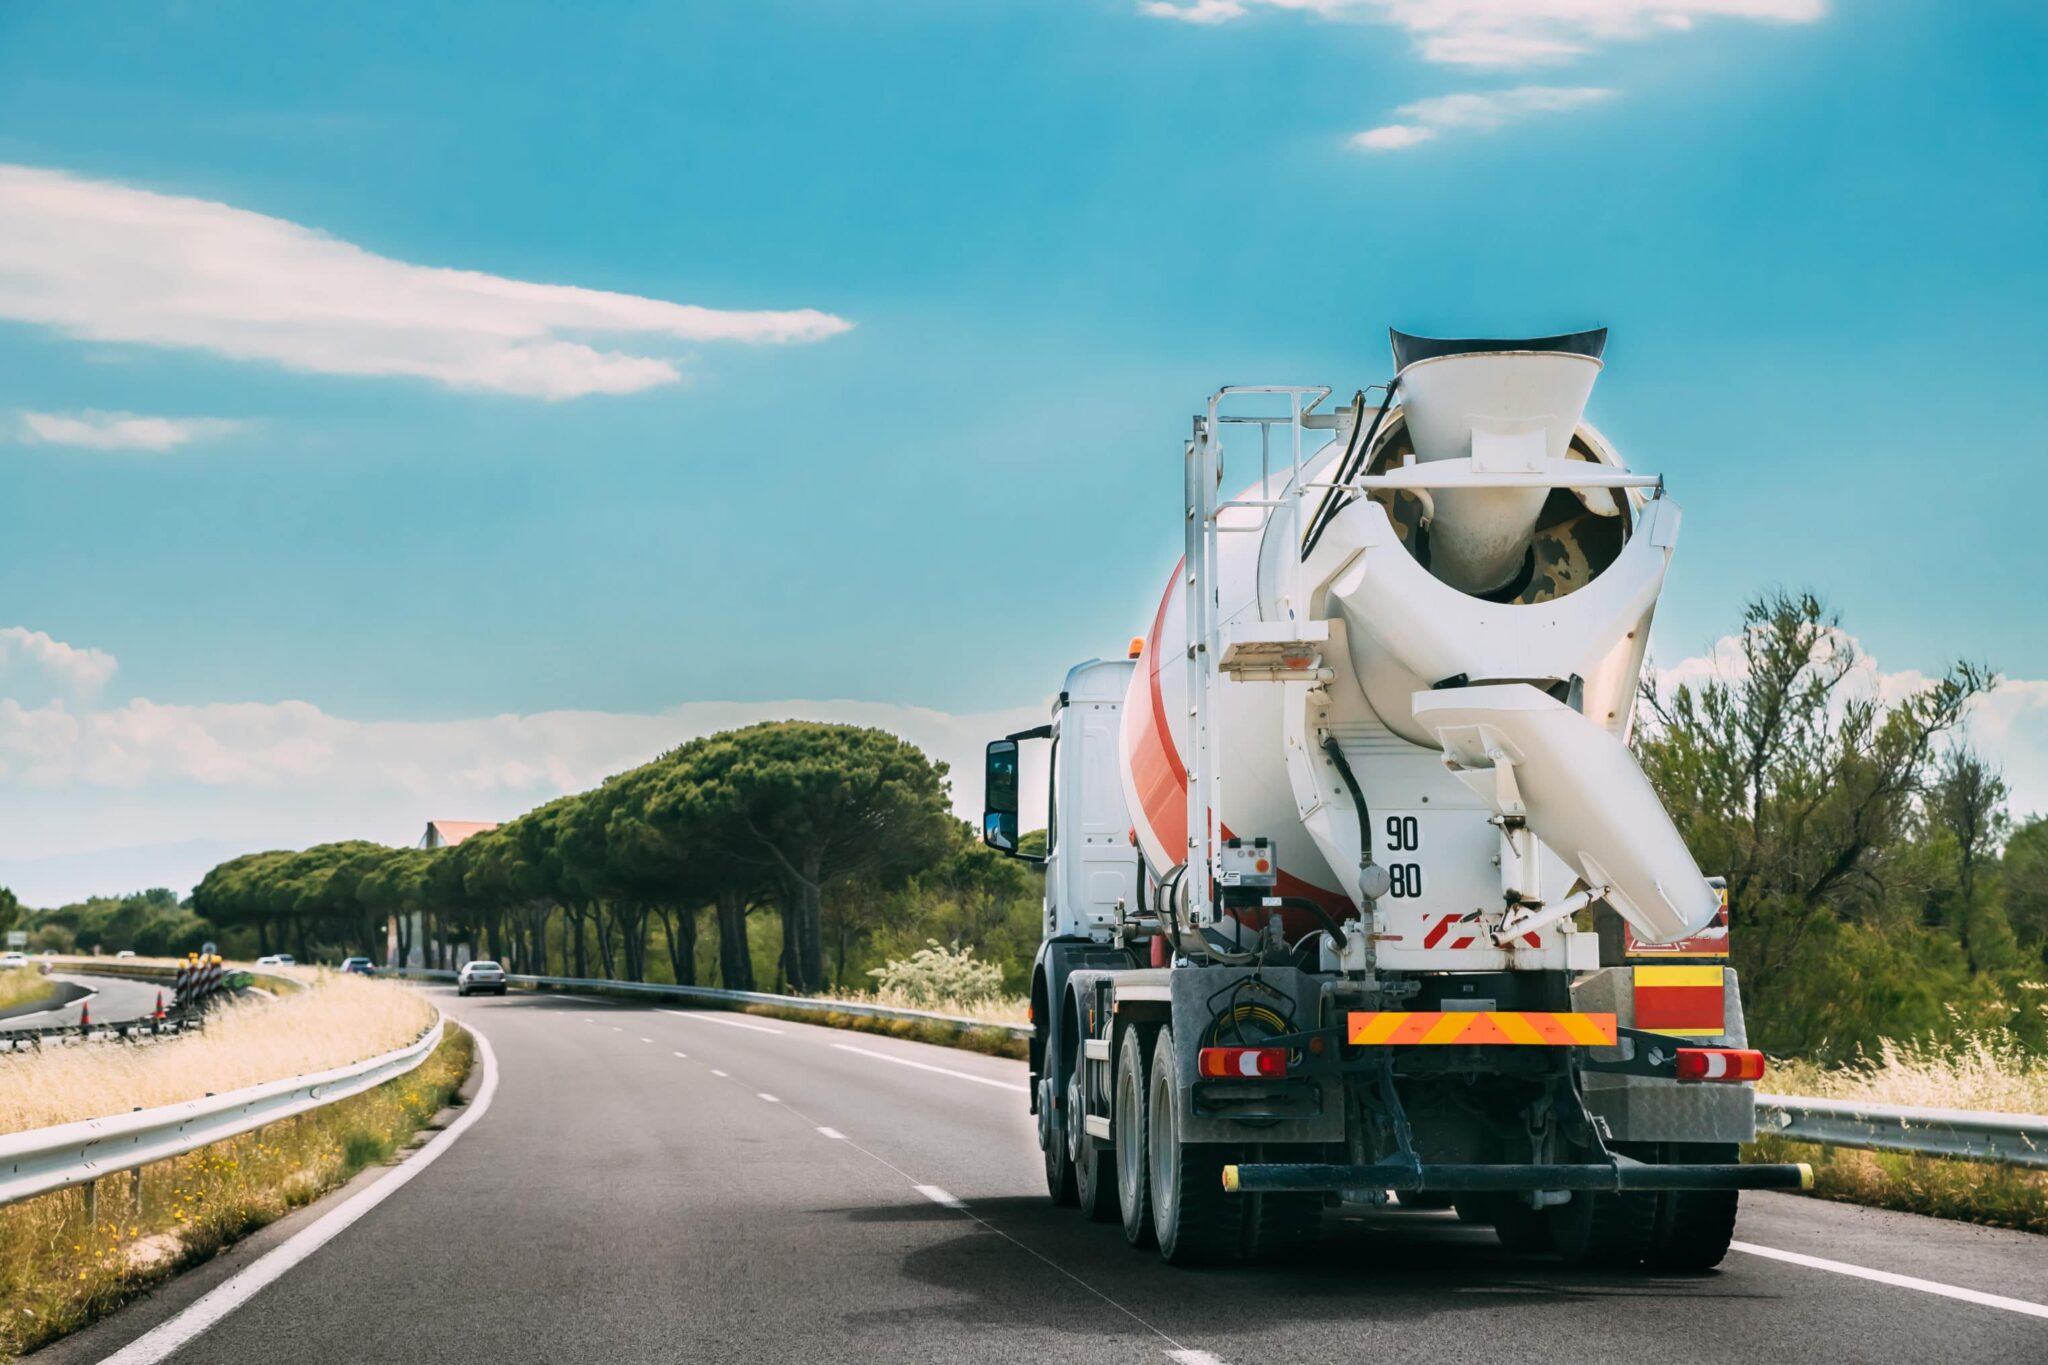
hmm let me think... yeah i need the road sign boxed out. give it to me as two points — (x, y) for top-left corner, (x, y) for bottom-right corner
(4, 931), (25, 948)
(201, 941), (218, 957)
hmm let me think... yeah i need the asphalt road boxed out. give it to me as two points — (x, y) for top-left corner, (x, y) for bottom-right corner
(0, 972), (167, 1032)
(43, 986), (2048, 1365)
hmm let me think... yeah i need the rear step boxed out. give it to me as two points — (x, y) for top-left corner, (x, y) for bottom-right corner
(1222, 1161), (1812, 1194)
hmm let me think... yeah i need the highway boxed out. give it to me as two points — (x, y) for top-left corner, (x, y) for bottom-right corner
(42, 986), (2048, 1365)
(0, 972), (166, 1032)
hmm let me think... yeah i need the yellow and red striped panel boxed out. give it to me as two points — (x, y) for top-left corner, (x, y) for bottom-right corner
(1347, 1011), (1617, 1047)
(1633, 965), (1727, 1037)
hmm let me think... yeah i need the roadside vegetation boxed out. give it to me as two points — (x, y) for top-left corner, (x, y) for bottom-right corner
(1751, 1025), (2047, 1234)
(0, 1025), (473, 1360)
(0, 966), (54, 1014)
(0, 972), (432, 1133)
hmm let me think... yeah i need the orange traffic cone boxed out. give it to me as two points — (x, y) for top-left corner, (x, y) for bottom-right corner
(77, 1000), (91, 1029)
(153, 992), (167, 1021)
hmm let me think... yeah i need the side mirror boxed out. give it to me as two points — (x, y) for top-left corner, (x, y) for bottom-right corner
(983, 740), (1020, 853)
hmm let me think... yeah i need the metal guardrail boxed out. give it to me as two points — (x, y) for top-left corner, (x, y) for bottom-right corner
(0, 1013), (446, 1207)
(392, 968), (1034, 1039)
(1757, 1095), (2048, 1169)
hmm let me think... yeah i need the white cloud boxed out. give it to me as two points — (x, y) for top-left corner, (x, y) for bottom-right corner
(0, 164), (853, 401)
(1350, 84), (1613, 150)
(0, 627), (117, 696)
(15, 409), (243, 451)
(1139, 1), (1826, 67)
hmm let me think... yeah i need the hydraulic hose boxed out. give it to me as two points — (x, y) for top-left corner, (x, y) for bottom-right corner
(1302, 379), (1399, 559)
(1320, 735), (1374, 866)
(1274, 896), (1348, 953)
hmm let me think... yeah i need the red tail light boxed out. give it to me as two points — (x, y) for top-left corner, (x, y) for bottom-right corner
(1198, 1047), (1288, 1079)
(1676, 1047), (1766, 1083)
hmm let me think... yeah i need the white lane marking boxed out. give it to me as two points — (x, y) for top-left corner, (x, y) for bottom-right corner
(711, 1069), (729, 1077)
(673, 1051), (688, 1059)
(640, 1037), (653, 1043)
(1729, 1241), (2048, 1320)
(830, 1043), (1027, 1093)
(95, 1021), (500, 1365)
(914, 1184), (966, 1210)
(1168, 1353), (1229, 1365)
(817, 1126), (846, 1140)
(655, 1008), (783, 1034)
(611, 1026), (623, 1032)
(758, 1093), (781, 1103)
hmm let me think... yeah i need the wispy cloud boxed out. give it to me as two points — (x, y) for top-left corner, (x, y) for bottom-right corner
(1139, 1), (1827, 68)
(15, 409), (244, 451)
(1351, 85), (1614, 151)
(0, 165), (853, 401)
(0, 626), (117, 696)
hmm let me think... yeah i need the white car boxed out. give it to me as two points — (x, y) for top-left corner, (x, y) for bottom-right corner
(255, 954), (296, 967)
(456, 961), (508, 997)
(115, 949), (137, 959)
(0, 951), (28, 969)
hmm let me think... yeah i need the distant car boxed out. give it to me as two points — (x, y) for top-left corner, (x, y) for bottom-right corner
(0, 951), (27, 968)
(255, 954), (296, 967)
(114, 949), (137, 959)
(456, 960), (508, 997)
(340, 956), (375, 976)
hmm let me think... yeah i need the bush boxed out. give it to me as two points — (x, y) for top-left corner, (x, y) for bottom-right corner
(868, 939), (1005, 1008)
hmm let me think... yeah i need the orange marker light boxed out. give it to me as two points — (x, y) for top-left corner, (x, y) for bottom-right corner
(1128, 636), (1145, 659)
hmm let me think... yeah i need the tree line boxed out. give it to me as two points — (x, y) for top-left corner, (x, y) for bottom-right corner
(182, 720), (1039, 996)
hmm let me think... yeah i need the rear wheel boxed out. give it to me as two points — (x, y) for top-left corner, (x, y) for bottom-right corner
(1486, 1195), (1555, 1253)
(1115, 1025), (1157, 1247)
(1648, 1143), (1740, 1270)
(1147, 1024), (1243, 1265)
(1549, 1184), (1659, 1267)
(1041, 1069), (1077, 1206)
(1070, 1040), (1119, 1221)
(1239, 1145), (1321, 1262)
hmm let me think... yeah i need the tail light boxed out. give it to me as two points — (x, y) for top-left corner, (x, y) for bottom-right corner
(1198, 1046), (1288, 1079)
(1675, 1047), (1766, 1083)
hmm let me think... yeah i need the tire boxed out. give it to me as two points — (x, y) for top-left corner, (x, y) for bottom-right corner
(1115, 1025), (1157, 1248)
(1070, 1040), (1119, 1222)
(1648, 1143), (1740, 1270)
(1042, 1069), (1077, 1207)
(1549, 1185), (1659, 1268)
(1239, 1145), (1321, 1263)
(1453, 1198), (1495, 1225)
(1488, 1195), (1555, 1253)
(457, 986), (467, 997)
(1146, 1025), (1243, 1265)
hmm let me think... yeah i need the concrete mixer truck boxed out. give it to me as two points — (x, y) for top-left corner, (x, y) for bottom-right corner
(980, 328), (1810, 1270)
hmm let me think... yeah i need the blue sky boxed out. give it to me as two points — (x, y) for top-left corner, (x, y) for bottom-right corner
(3, 1), (2046, 903)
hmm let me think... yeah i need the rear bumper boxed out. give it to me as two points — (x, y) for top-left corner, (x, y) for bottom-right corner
(1222, 1160), (1812, 1195)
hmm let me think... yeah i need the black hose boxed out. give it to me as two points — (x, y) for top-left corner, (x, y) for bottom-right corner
(1275, 896), (1348, 952)
(1302, 379), (1399, 559)
(1320, 734), (1374, 866)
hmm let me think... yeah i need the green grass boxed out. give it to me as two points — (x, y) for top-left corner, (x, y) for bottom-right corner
(0, 1025), (475, 1360)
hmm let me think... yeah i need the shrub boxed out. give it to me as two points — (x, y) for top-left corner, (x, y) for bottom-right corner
(868, 939), (1004, 1008)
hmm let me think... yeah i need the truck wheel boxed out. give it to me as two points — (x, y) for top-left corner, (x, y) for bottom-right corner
(1041, 1074), (1077, 1207)
(1070, 1043), (1119, 1222)
(1239, 1145), (1321, 1262)
(1549, 1186), (1658, 1267)
(1486, 1195), (1554, 1253)
(1648, 1143), (1739, 1270)
(1115, 1024), (1157, 1248)
(1146, 1024), (1243, 1265)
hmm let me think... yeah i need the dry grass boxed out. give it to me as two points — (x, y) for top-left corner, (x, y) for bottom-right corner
(0, 974), (434, 1134)
(1750, 1026), (2048, 1234)
(816, 984), (1029, 1027)
(0, 1026), (473, 1359)
(0, 967), (55, 1013)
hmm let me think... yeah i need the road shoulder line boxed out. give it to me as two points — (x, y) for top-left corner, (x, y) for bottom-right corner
(1728, 1240), (2048, 1321)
